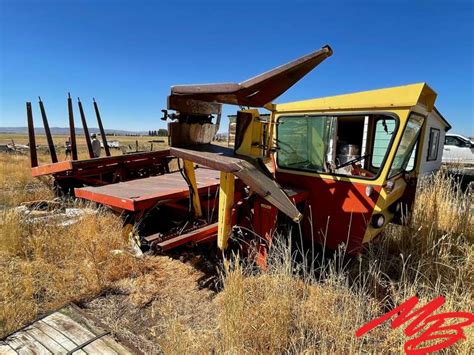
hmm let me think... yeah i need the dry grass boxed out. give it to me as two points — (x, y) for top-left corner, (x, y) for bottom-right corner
(0, 133), (165, 147)
(0, 210), (157, 338)
(0, 144), (472, 354)
(0, 153), (54, 206)
(157, 171), (473, 354)
(362, 171), (473, 303)
(83, 255), (217, 354)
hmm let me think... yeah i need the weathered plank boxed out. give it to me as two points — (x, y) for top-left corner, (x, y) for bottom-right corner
(0, 343), (17, 355)
(94, 335), (133, 354)
(6, 331), (52, 354)
(67, 304), (135, 355)
(33, 321), (85, 354)
(25, 326), (68, 354)
(3, 307), (134, 355)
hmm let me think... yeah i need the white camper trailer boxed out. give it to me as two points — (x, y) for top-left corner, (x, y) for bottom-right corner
(417, 107), (451, 174)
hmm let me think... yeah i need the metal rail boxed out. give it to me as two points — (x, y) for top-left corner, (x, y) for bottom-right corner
(66, 331), (111, 354)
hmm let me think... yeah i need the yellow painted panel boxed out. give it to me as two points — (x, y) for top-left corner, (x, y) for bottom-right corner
(235, 109), (263, 157)
(275, 83), (436, 113)
(183, 159), (202, 217)
(217, 171), (235, 250)
(362, 177), (407, 243)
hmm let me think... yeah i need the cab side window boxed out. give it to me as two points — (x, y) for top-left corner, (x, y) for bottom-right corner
(427, 128), (440, 161)
(371, 119), (396, 168)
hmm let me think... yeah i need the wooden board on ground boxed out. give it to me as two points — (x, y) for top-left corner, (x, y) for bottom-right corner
(0, 304), (137, 354)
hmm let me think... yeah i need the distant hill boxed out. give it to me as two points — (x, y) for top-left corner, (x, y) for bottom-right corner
(0, 127), (149, 136)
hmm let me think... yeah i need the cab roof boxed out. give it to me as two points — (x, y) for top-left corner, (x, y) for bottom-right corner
(274, 83), (437, 113)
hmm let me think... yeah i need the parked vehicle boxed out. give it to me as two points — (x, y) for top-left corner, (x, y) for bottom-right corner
(100, 140), (121, 149)
(442, 133), (474, 165)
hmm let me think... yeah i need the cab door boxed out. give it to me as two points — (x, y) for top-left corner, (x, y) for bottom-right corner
(363, 112), (426, 241)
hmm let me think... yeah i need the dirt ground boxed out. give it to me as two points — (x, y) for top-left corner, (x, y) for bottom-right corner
(79, 253), (219, 354)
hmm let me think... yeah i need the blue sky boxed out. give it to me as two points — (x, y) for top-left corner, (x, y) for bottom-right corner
(1, 0), (473, 134)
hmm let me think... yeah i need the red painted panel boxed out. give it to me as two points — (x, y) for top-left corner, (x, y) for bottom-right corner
(31, 150), (171, 177)
(276, 171), (381, 254)
(154, 223), (218, 251)
(253, 197), (279, 268)
(31, 161), (73, 176)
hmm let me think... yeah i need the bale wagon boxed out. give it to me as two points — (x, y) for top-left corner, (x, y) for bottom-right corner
(26, 45), (451, 265)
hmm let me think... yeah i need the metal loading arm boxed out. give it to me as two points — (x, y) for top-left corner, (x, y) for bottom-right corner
(170, 145), (302, 222)
(169, 45), (333, 107)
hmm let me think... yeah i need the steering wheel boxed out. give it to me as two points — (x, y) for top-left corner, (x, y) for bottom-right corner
(335, 154), (370, 170)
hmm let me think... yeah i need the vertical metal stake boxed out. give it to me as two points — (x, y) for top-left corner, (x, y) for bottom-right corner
(26, 102), (38, 167)
(38, 97), (58, 163)
(93, 98), (110, 156)
(78, 98), (94, 158)
(67, 93), (78, 160)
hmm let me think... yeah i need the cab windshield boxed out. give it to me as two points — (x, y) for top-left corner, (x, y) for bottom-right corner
(276, 114), (397, 179)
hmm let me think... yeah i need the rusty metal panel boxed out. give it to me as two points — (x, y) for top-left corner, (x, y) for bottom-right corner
(170, 45), (332, 107)
(75, 168), (221, 212)
(167, 95), (221, 116)
(170, 145), (239, 172)
(30, 149), (172, 177)
(234, 111), (252, 152)
(148, 222), (218, 251)
(170, 145), (302, 221)
(31, 161), (74, 177)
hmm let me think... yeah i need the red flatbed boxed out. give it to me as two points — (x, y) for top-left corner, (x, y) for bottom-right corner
(74, 167), (308, 251)
(75, 167), (221, 211)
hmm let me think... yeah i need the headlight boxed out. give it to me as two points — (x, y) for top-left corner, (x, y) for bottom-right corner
(372, 214), (385, 228)
(385, 180), (395, 193)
